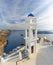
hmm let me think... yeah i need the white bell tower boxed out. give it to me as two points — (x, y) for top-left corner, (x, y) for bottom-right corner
(25, 13), (37, 58)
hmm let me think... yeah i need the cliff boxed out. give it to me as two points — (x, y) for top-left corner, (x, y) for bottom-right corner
(0, 36), (7, 56)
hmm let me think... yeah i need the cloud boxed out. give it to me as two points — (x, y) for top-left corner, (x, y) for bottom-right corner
(0, 0), (53, 30)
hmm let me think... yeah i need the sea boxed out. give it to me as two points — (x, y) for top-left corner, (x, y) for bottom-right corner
(4, 30), (53, 53)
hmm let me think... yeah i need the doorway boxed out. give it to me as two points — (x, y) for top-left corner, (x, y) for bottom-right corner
(31, 46), (34, 53)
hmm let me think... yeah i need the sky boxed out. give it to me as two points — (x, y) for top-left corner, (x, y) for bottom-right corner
(0, 0), (53, 30)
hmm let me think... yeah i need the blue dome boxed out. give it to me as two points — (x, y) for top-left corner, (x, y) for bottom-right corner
(28, 13), (34, 17)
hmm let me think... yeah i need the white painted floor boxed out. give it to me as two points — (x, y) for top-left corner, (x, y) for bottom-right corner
(1, 44), (53, 65)
(36, 44), (53, 65)
(0, 54), (36, 65)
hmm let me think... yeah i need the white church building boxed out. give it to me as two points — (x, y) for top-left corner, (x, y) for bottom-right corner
(25, 13), (37, 58)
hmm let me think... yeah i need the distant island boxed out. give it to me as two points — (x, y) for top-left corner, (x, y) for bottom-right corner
(38, 31), (53, 34)
(0, 30), (11, 37)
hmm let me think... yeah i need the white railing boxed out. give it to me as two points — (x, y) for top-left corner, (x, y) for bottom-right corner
(0, 46), (28, 62)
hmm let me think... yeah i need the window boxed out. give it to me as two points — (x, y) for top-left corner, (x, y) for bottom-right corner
(27, 29), (29, 37)
(32, 29), (35, 37)
(27, 45), (29, 48)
